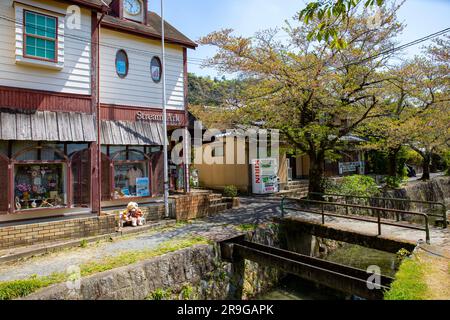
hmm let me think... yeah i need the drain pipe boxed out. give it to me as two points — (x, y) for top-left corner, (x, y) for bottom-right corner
(96, 4), (109, 216)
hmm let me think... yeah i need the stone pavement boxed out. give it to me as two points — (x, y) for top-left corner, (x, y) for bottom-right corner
(0, 198), (282, 282)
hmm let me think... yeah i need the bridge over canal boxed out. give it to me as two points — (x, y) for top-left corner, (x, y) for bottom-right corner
(219, 195), (450, 300)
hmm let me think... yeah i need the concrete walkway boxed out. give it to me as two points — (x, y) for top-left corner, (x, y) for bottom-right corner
(0, 197), (448, 283)
(0, 198), (281, 282)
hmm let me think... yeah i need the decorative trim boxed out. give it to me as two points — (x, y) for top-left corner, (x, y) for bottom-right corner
(101, 21), (197, 49)
(100, 104), (187, 126)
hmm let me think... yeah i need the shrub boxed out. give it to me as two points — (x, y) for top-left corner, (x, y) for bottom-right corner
(147, 288), (171, 300)
(327, 175), (380, 197)
(384, 176), (404, 189)
(223, 185), (238, 198)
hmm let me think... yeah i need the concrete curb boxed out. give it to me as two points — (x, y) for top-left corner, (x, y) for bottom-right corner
(0, 219), (176, 265)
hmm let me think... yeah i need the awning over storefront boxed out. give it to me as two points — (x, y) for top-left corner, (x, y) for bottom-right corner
(0, 111), (96, 142)
(100, 120), (165, 146)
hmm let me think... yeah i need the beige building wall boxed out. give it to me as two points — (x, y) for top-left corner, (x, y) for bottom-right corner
(195, 138), (288, 193)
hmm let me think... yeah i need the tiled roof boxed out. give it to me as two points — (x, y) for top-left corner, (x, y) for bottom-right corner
(102, 12), (197, 48)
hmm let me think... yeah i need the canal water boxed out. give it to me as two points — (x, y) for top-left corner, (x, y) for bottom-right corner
(256, 244), (399, 300)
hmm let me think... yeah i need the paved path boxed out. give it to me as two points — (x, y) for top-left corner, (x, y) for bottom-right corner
(0, 197), (448, 282)
(0, 198), (281, 282)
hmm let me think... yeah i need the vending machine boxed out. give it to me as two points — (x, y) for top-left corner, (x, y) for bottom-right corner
(251, 159), (279, 194)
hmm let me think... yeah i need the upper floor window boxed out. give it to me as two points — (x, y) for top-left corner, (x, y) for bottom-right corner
(151, 56), (162, 83)
(24, 11), (57, 62)
(116, 50), (129, 78)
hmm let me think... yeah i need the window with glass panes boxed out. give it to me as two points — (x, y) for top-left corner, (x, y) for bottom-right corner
(24, 11), (57, 61)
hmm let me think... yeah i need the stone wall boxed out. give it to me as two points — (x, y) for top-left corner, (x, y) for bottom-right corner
(23, 225), (282, 300)
(0, 214), (116, 250)
(23, 243), (281, 300)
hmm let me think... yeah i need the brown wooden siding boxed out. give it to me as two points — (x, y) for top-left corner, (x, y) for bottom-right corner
(100, 104), (187, 126)
(0, 86), (92, 113)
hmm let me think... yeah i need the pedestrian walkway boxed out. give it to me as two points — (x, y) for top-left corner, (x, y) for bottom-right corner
(0, 198), (281, 282)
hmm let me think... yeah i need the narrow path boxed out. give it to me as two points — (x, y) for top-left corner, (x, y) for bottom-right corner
(0, 197), (447, 283)
(0, 198), (280, 282)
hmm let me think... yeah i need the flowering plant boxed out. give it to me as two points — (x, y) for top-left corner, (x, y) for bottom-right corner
(16, 183), (31, 193)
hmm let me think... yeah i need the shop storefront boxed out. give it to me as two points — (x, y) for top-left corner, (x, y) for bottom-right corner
(98, 115), (189, 206)
(100, 144), (164, 205)
(0, 110), (97, 221)
(0, 109), (190, 221)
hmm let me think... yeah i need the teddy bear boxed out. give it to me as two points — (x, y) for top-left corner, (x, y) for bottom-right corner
(120, 202), (145, 228)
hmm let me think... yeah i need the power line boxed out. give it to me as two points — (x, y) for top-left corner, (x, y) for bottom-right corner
(0, 14), (210, 66)
(0, 14), (448, 71)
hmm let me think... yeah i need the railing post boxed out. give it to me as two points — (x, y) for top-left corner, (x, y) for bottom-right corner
(321, 202), (325, 225)
(281, 197), (285, 218)
(377, 210), (382, 236)
(345, 196), (349, 215)
(442, 204), (448, 229)
(425, 215), (430, 244)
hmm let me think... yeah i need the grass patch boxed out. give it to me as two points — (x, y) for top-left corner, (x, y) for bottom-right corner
(146, 288), (172, 300)
(236, 224), (258, 232)
(384, 256), (429, 300)
(0, 236), (208, 300)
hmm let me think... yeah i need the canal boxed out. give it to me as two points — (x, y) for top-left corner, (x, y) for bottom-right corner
(256, 243), (399, 300)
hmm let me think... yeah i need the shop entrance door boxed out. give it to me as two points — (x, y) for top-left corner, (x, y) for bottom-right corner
(0, 155), (8, 213)
(71, 149), (91, 207)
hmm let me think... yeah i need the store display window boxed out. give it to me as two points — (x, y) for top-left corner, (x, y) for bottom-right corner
(111, 149), (151, 200)
(14, 163), (67, 210)
(113, 162), (149, 198)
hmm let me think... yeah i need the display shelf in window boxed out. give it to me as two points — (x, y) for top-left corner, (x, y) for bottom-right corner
(14, 164), (67, 211)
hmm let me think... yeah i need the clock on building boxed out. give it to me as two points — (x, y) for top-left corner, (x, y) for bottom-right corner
(124, 0), (142, 16)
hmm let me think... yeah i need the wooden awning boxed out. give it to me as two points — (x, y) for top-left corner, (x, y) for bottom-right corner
(100, 120), (165, 146)
(0, 111), (96, 142)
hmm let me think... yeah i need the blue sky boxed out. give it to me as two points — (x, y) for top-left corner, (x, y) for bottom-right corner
(149, 0), (450, 78)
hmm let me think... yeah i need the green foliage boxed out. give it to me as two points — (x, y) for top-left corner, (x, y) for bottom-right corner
(180, 284), (195, 300)
(396, 248), (411, 263)
(327, 175), (380, 197)
(147, 288), (172, 300)
(384, 257), (428, 300)
(188, 73), (245, 107)
(443, 151), (450, 176)
(236, 224), (258, 232)
(80, 239), (88, 248)
(383, 176), (404, 189)
(0, 236), (208, 300)
(298, 0), (384, 48)
(223, 185), (238, 198)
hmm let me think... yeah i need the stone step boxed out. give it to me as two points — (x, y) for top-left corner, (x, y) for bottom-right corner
(208, 203), (229, 215)
(285, 185), (309, 191)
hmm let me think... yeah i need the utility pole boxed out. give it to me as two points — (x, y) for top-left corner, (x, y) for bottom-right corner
(161, 0), (170, 218)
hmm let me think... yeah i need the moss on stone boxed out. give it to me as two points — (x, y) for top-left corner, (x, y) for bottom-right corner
(0, 236), (208, 300)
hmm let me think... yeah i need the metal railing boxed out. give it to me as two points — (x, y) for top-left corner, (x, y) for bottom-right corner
(308, 192), (447, 228)
(281, 197), (431, 244)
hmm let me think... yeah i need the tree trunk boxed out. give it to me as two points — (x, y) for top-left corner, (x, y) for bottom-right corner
(308, 151), (325, 196)
(387, 147), (400, 177)
(421, 153), (431, 181)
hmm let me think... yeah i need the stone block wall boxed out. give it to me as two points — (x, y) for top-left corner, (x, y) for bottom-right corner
(0, 214), (116, 250)
(170, 192), (213, 221)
